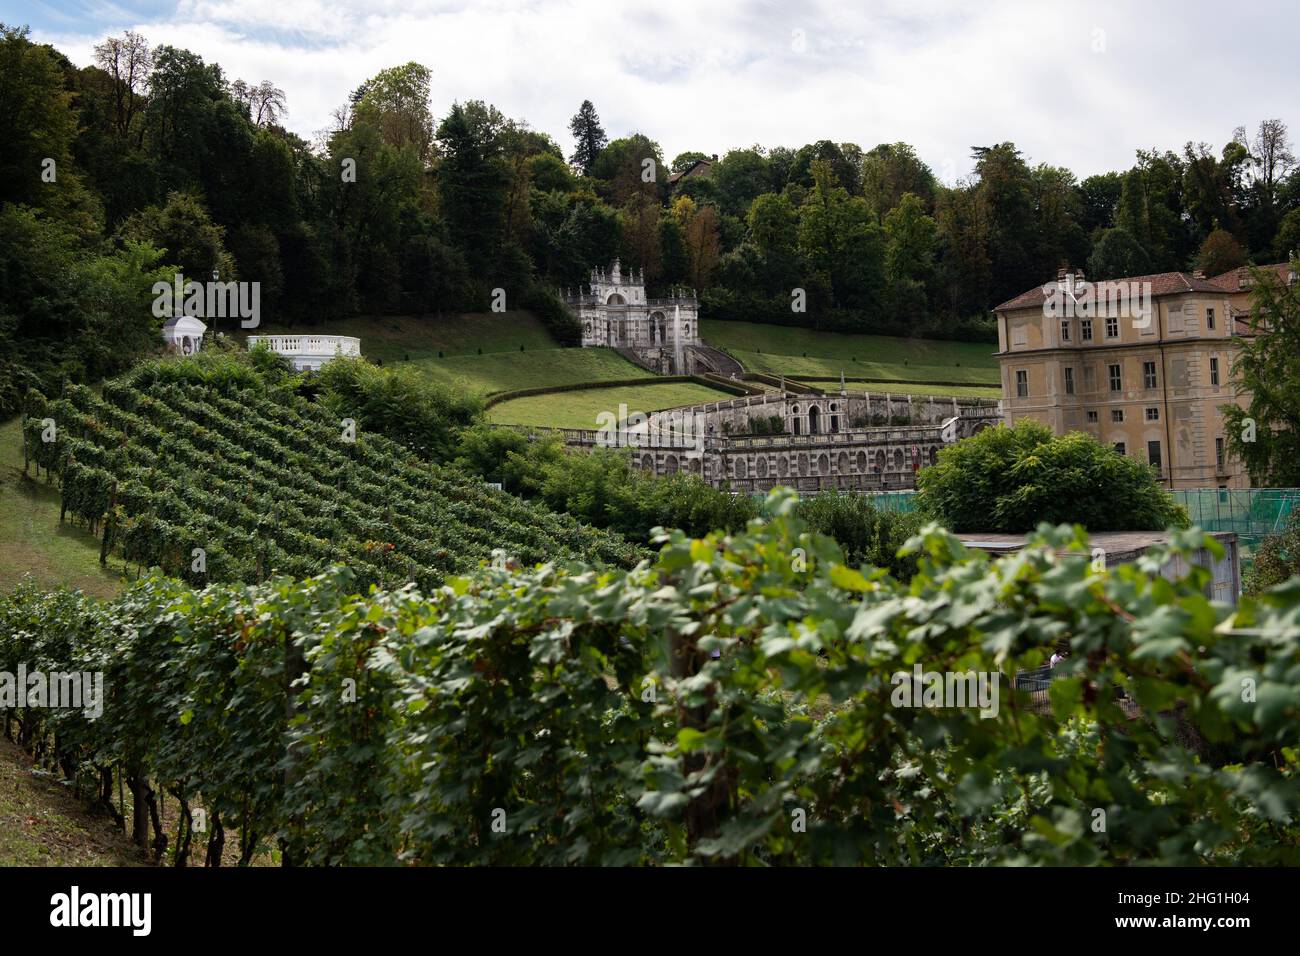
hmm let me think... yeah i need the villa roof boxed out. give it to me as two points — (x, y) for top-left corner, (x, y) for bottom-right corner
(668, 158), (714, 183)
(994, 271), (1229, 313)
(1209, 261), (1296, 293)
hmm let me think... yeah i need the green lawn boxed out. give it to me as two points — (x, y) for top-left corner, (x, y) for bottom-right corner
(488, 382), (734, 430)
(701, 320), (999, 385)
(246, 314), (656, 398)
(250, 311), (559, 362)
(840, 381), (1002, 399)
(416, 347), (655, 397)
(0, 417), (125, 599)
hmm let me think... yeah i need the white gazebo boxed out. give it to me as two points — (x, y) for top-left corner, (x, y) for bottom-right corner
(162, 315), (207, 355)
(245, 334), (362, 372)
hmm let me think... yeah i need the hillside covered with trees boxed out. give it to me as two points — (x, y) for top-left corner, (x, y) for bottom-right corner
(2, 22), (1297, 414)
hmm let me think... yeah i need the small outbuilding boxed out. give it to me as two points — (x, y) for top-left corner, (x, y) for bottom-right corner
(954, 530), (1241, 606)
(162, 315), (207, 355)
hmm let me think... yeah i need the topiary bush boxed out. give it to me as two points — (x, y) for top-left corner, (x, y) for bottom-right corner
(917, 419), (1188, 532)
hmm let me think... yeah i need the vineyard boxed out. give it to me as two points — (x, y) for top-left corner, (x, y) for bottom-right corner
(1, 497), (1297, 865)
(20, 368), (642, 591)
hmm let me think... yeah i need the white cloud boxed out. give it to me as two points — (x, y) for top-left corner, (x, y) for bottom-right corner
(24, 0), (1296, 180)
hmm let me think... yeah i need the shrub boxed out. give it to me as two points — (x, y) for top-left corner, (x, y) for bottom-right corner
(917, 420), (1188, 532)
(310, 355), (482, 463)
(521, 285), (582, 347)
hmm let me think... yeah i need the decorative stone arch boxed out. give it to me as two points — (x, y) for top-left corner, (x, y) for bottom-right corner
(893, 448), (904, 470)
(797, 453), (809, 477)
(837, 451), (849, 475)
(856, 450), (868, 473)
(607, 293), (626, 305)
(664, 454), (679, 475)
(757, 457), (768, 478)
(735, 457), (747, 478)
(808, 405), (820, 434)
(641, 454), (654, 471)
(688, 457), (701, 474)
(777, 457), (789, 478)
(875, 450), (886, 471)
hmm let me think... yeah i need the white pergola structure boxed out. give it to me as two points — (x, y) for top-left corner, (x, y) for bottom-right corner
(162, 315), (207, 355)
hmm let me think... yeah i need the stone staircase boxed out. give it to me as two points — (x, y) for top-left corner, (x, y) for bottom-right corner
(688, 344), (744, 378)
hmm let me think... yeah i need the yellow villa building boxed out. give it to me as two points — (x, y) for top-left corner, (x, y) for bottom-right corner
(993, 263), (1295, 490)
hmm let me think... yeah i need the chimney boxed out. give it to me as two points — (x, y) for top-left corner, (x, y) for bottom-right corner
(1192, 269), (1205, 279)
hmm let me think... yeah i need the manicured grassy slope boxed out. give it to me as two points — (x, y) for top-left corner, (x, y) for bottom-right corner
(701, 319), (999, 384)
(248, 313), (655, 397)
(251, 311), (558, 361)
(413, 347), (654, 397)
(840, 381), (1001, 399)
(488, 382), (734, 430)
(0, 416), (124, 599)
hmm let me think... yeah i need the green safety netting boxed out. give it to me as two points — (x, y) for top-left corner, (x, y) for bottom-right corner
(856, 488), (1300, 546)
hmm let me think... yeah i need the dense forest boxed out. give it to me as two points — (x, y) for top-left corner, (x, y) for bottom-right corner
(1, 23), (1297, 414)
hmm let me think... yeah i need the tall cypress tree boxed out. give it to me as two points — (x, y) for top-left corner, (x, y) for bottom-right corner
(568, 99), (607, 177)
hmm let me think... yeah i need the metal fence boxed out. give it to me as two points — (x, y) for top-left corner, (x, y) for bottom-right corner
(855, 488), (1300, 548)
(1168, 489), (1300, 550)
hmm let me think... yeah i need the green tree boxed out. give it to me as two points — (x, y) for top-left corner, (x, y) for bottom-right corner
(711, 148), (771, 217)
(568, 99), (607, 176)
(118, 190), (236, 280)
(0, 25), (80, 212)
(353, 62), (434, 161)
(1196, 227), (1247, 276)
(1246, 509), (1300, 594)
(918, 420), (1187, 532)
(1222, 259), (1300, 485)
(435, 101), (510, 277)
(1087, 227), (1152, 279)
(860, 142), (937, 221)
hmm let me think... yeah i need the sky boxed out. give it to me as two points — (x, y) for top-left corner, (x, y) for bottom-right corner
(5, 0), (1296, 183)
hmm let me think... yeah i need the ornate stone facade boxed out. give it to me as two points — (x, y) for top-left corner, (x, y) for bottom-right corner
(562, 259), (701, 373)
(510, 389), (1002, 493)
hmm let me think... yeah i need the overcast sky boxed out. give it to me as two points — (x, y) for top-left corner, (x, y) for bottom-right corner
(7, 0), (1295, 183)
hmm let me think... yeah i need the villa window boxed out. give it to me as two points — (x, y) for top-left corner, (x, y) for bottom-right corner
(1143, 361), (1157, 389)
(1210, 357), (1220, 386)
(1114, 442), (1126, 455)
(1105, 316), (1119, 339)
(1108, 363), (1122, 391)
(1081, 319), (1093, 341)
(1060, 320), (1070, 342)
(1216, 438), (1225, 470)
(1086, 410), (1098, 423)
(1207, 307), (1216, 330)
(1111, 409), (1124, 423)
(1147, 440), (1162, 472)
(1015, 370), (1028, 398)
(1064, 367), (1075, 395)
(1145, 406), (1159, 421)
